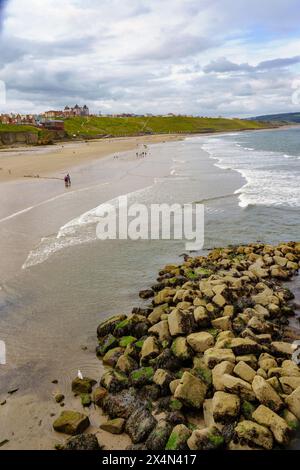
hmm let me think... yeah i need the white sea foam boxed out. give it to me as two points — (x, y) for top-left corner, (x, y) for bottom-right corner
(202, 136), (300, 209)
(22, 186), (153, 269)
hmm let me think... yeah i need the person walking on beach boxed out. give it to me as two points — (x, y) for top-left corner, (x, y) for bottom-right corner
(64, 174), (71, 187)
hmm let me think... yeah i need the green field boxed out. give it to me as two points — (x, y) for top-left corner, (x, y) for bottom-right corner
(64, 115), (272, 138)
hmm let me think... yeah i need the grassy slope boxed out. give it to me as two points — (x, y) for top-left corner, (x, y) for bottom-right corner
(0, 123), (40, 133)
(64, 116), (271, 137)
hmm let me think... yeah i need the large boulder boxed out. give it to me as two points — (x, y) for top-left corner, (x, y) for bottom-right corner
(103, 347), (124, 367)
(101, 389), (140, 419)
(233, 361), (256, 383)
(153, 369), (175, 396)
(233, 420), (273, 450)
(71, 377), (96, 394)
(97, 314), (127, 337)
(53, 411), (90, 435)
(174, 371), (207, 409)
(187, 426), (224, 450)
(222, 374), (255, 401)
(229, 338), (260, 356)
(63, 434), (100, 450)
(271, 341), (297, 358)
(252, 375), (283, 412)
(193, 306), (210, 327)
(252, 405), (291, 445)
(145, 419), (172, 450)
(100, 370), (128, 393)
(187, 332), (215, 353)
(204, 348), (235, 369)
(165, 424), (191, 450)
(100, 418), (125, 435)
(114, 315), (149, 338)
(212, 361), (235, 391)
(141, 337), (160, 364)
(285, 385), (300, 420)
(125, 407), (157, 443)
(167, 309), (194, 336)
(171, 337), (193, 361)
(212, 391), (240, 424)
(130, 367), (154, 387)
(148, 320), (171, 343)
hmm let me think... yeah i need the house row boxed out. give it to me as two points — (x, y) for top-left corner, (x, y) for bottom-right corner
(44, 104), (89, 119)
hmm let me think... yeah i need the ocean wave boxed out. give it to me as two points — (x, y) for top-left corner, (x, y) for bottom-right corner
(22, 186), (153, 270)
(202, 136), (300, 209)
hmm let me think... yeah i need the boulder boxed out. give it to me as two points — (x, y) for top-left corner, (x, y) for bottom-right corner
(145, 420), (172, 450)
(212, 361), (235, 391)
(153, 288), (176, 305)
(97, 314), (127, 337)
(285, 385), (300, 420)
(171, 337), (193, 361)
(100, 370), (129, 393)
(100, 418), (125, 434)
(165, 424), (191, 450)
(148, 321), (171, 343)
(258, 353), (277, 372)
(222, 374), (255, 400)
(148, 304), (169, 325)
(252, 375), (283, 412)
(114, 315), (149, 338)
(271, 341), (297, 357)
(279, 376), (300, 394)
(174, 371), (207, 409)
(116, 354), (138, 374)
(187, 426), (224, 450)
(167, 309), (194, 336)
(63, 434), (100, 450)
(234, 420), (273, 450)
(187, 332), (215, 353)
(213, 294), (226, 308)
(233, 361), (256, 383)
(252, 405), (291, 445)
(101, 389), (139, 419)
(96, 334), (118, 356)
(53, 411), (90, 435)
(229, 338), (260, 356)
(169, 379), (181, 395)
(71, 377), (96, 395)
(153, 369), (175, 395)
(212, 391), (240, 424)
(204, 348), (235, 369)
(92, 387), (107, 406)
(102, 347), (124, 367)
(212, 316), (232, 331)
(193, 306), (210, 326)
(141, 337), (160, 363)
(125, 407), (157, 444)
(130, 367), (154, 387)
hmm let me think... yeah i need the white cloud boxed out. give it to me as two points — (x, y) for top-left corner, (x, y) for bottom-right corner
(0, 0), (300, 116)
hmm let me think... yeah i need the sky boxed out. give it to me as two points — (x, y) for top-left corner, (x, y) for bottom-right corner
(1, 0), (300, 117)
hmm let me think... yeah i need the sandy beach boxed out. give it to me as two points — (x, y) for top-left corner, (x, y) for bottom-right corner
(0, 134), (183, 183)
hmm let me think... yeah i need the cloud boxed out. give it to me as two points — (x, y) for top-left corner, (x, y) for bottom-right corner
(1, 0), (300, 117)
(204, 56), (300, 74)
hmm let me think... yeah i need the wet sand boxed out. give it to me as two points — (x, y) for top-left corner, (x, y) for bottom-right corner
(0, 134), (183, 183)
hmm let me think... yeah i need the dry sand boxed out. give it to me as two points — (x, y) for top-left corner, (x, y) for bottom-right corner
(0, 134), (183, 183)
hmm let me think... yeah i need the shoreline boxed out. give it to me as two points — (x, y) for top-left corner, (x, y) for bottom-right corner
(0, 134), (184, 183)
(0, 124), (290, 184)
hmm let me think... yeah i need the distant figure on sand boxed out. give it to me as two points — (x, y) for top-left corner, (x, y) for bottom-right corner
(64, 174), (71, 187)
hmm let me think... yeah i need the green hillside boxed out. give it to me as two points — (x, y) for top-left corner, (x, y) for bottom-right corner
(64, 115), (272, 138)
(0, 123), (40, 133)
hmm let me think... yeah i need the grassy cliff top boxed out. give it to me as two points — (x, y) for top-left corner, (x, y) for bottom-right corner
(0, 123), (40, 133)
(64, 115), (273, 137)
